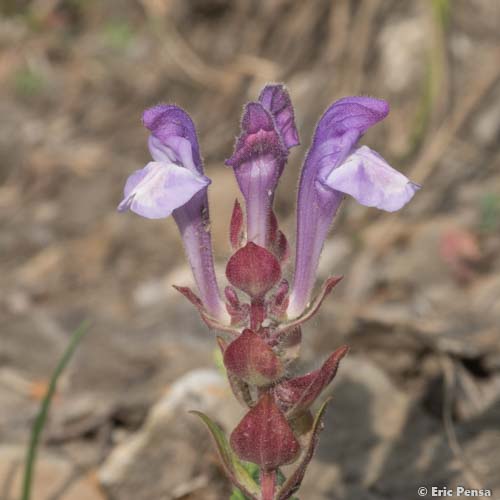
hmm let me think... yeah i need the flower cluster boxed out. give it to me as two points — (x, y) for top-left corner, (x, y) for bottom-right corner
(119, 84), (419, 499)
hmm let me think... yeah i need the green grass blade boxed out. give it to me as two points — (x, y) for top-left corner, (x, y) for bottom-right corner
(20, 320), (91, 500)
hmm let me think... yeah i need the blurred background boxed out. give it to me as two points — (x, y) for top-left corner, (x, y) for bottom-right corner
(1, 0), (500, 499)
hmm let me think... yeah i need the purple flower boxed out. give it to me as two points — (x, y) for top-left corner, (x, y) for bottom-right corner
(118, 105), (227, 321)
(226, 85), (298, 248)
(288, 96), (420, 317)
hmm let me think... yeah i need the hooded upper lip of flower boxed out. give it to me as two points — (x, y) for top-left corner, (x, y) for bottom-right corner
(288, 95), (420, 318)
(258, 83), (300, 151)
(305, 96), (420, 211)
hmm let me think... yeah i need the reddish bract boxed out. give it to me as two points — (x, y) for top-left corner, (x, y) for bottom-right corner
(230, 393), (300, 470)
(224, 329), (284, 386)
(226, 242), (281, 298)
(230, 199), (245, 250)
(274, 345), (349, 417)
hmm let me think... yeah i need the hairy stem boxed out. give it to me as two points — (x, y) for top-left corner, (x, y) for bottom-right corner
(250, 297), (266, 330)
(260, 469), (277, 500)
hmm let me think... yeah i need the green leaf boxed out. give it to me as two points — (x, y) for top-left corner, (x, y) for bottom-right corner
(230, 464), (301, 500)
(213, 345), (226, 374)
(190, 411), (260, 500)
(230, 461), (261, 499)
(21, 320), (91, 500)
(230, 488), (248, 500)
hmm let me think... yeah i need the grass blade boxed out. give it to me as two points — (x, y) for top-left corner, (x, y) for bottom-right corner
(20, 320), (90, 500)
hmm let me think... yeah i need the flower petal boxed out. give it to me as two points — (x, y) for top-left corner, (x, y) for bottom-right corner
(118, 161), (209, 219)
(259, 84), (299, 150)
(310, 96), (390, 180)
(147, 134), (199, 174)
(318, 96), (389, 135)
(143, 105), (203, 175)
(226, 102), (286, 169)
(122, 165), (149, 199)
(321, 145), (420, 212)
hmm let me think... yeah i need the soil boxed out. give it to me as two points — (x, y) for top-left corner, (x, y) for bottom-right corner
(1, 1), (500, 499)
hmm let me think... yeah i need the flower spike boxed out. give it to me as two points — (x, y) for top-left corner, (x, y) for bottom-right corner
(119, 86), (420, 500)
(288, 97), (419, 318)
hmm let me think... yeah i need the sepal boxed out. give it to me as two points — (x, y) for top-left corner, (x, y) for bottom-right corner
(269, 279), (290, 319)
(268, 211), (290, 263)
(173, 285), (239, 335)
(283, 275), (343, 327)
(224, 286), (250, 326)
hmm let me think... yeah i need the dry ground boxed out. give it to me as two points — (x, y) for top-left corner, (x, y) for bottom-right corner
(1, 1), (500, 499)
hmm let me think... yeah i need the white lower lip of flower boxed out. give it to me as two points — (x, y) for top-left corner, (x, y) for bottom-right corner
(122, 161), (209, 219)
(323, 146), (420, 212)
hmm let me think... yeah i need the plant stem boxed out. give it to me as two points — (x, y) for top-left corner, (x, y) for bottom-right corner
(250, 298), (265, 330)
(260, 469), (277, 500)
